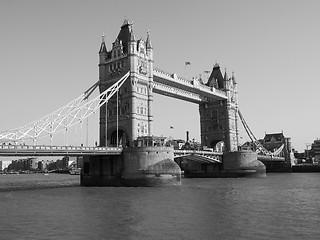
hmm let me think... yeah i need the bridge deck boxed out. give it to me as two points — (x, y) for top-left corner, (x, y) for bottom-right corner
(0, 145), (122, 156)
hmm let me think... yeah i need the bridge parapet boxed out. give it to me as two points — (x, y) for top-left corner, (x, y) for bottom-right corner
(153, 68), (192, 86)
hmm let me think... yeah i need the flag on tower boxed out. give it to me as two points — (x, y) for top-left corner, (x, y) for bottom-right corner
(185, 62), (191, 65)
(170, 126), (174, 129)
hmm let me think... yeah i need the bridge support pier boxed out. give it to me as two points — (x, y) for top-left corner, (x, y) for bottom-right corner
(122, 146), (181, 186)
(80, 146), (181, 187)
(81, 155), (123, 186)
(223, 151), (266, 177)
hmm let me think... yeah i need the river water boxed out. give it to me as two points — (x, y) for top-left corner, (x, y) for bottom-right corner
(0, 173), (319, 240)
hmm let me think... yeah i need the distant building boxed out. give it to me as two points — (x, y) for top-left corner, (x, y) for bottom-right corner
(262, 132), (290, 152)
(26, 158), (38, 170)
(77, 156), (84, 169)
(240, 141), (255, 151)
(310, 139), (320, 163)
(1, 160), (12, 172)
(7, 158), (37, 172)
(166, 139), (185, 149)
(259, 132), (292, 158)
(259, 132), (295, 171)
(47, 157), (69, 171)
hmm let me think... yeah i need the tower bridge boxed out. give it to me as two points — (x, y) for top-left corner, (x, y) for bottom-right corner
(0, 19), (290, 185)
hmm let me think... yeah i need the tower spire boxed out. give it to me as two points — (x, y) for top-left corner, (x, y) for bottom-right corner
(99, 33), (107, 53)
(224, 67), (228, 80)
(232, 71), (237, 84)
(146, 29), (152, 49)
(130, 25), (135, 42)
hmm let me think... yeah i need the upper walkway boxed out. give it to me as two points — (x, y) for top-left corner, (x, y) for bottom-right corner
(153, 68), (227, 103)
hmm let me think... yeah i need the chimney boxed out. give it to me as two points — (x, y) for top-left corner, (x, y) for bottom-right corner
(186, 131), (189, 142)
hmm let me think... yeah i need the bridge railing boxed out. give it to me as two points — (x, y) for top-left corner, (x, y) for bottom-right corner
(174, 149), (223, 155)
(0, 144), (122, 156)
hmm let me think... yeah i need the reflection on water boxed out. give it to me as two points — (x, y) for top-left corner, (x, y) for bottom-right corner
(1, 173), (320, 240)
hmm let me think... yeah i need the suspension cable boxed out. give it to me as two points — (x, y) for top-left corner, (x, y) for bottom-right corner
(0, 71), (130, 145)
(238, 109), (284, 156)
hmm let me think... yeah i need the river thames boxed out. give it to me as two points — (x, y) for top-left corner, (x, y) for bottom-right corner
(0, 173), (319, 240)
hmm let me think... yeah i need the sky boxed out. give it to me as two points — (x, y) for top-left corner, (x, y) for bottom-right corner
(0, 0), (320, 152)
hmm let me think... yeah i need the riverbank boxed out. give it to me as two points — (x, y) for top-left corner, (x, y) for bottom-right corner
(0, 173), (80, 192)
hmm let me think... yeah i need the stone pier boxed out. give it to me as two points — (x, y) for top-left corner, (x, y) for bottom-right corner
(223, 151), (266, 177)
(81, 138), (181, 187)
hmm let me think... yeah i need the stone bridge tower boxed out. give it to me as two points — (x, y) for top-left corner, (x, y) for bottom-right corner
(199, 63), (239, 152)
(98, 20), (154, 147)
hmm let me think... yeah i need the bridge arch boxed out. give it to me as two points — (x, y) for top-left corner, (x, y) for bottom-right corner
(110, 128), (129, 147)
(210, 140), (225, 152)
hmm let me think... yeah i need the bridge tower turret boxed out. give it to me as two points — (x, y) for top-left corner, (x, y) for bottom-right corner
(98, 34), (108, 146)
(98, 19), (154, 147)
(146, 30), (154, 136)
(199, 63), (239, 152)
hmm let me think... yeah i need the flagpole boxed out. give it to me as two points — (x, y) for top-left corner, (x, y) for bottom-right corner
(185, 62), (191, 79)
(169, 126), (174, 140)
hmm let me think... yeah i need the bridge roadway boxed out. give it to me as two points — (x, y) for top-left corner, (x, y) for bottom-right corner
(0, 144), (122, 156)
(173, 149), (223, 163)
(0, 144), (285, 163)
(0, 144), (224, 161)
